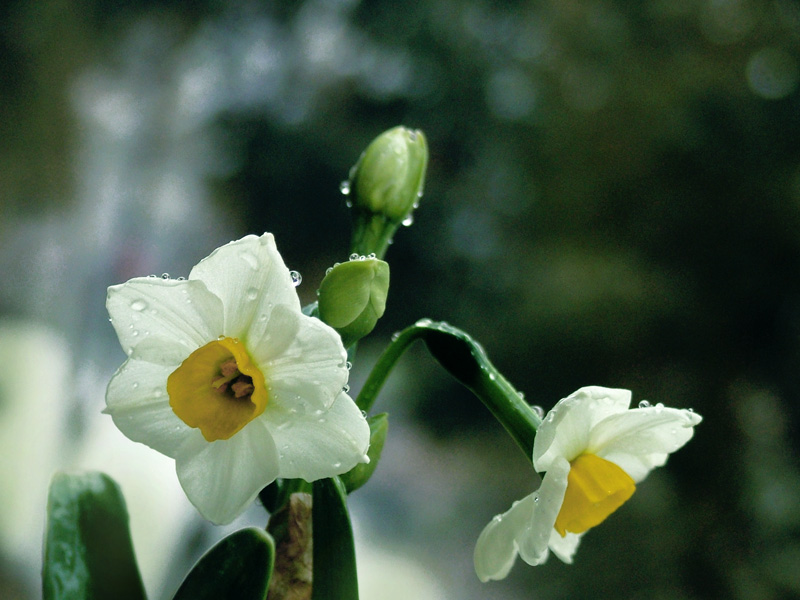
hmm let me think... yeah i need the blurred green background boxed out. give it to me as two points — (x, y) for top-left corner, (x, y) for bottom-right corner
(2, 0), (800, 598)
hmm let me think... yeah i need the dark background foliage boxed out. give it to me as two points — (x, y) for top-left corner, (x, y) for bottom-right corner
(2, 0), (800, 598)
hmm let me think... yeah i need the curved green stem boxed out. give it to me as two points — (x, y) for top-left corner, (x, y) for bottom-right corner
(356, 320), (541, 459)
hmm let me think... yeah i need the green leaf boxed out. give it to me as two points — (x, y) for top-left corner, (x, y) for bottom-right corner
(340, 413), (389, 493)
(312, 477), (359, 600)
(173, 528), (275, 600)
(42, 471), (146, 600)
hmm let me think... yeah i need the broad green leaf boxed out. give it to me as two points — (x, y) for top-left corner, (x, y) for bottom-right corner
(311, 477), (359, 600)
(42, 471), (146, 600)
(173, 528), (275, 600)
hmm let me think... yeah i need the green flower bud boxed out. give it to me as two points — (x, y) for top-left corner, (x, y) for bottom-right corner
(350, 126), (428, 222)
(340, 413), (388, 493)
(318, 257), (390, 347)
(346, 126), (428, 258)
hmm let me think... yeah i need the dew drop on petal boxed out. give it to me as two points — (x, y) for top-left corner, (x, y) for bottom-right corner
(638, 400), (651, 408)
(132, 382), (139, 389)
(289, 271), (302, 286)
(332, 461), (342, 469)
(161, 273), (170, 279)
(360, 410), (368, 419)
(246, 287), (259, 300)
(655, 402), (664, 413)
(130, 299), (148, 311)
(342, 384), (350, 393)
(240, 252), (260, 270)
(346, 361), (352, 370)
(176, 276), (186, 281)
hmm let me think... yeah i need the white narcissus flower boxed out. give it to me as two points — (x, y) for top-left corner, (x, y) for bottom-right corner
(105, 233), (370, 525)
(474, 386), (702, 581)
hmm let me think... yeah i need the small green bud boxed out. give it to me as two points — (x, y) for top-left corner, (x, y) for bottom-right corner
(340, 413), (389, 493)
(350, 126), (428, 223)
(318, 257), (390, 347)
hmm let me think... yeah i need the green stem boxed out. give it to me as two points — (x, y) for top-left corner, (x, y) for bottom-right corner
(356, 320), (541, 459)
(349, 211), (400, 260)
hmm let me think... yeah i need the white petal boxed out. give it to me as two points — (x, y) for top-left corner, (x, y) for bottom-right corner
(258, 306), (349, 411)
(266, 392), (370, 481)
(589, 406), (702, 482)
(105, 358), (194, 458)
(175, 419), (280, 524)
(534, 387), (631, 471)
(473, 493), (537, 582)
(188, 233), (300, 339)
(547, 530), (582, 564)
(107, 278), (223, 363)
(517, 456), (570, 567)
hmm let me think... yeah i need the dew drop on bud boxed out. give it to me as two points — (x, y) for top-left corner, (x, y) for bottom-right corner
(531, 405), (545, 419)
(402, 214), (414, 227)
(638, 400), (651, 408)
(339, 180), (351, 195)
(349, 253), (360, 261)
(161, 273), (170, 279)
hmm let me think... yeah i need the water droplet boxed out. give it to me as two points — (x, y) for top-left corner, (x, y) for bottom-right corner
(391, 331), (401, 341)
(402, 214), (414, 226)
(367, 252), (376, 259)
(332, 461), (342, 469)
(176, 276), (186, 281)
(246, 287), (259, 300)
(339, 180), (351, 195)
(638, 400), (651, 408)
(349, 253), (360, 261)
(290, 271), (302, 286)
(147, 274), (157, 278)
(218, 334), (225, 340)
(531, 405), (545, 419)
(131, 330), (139, 337)
(153, 389), (163, 398)
(132, 382), (139, 389)
(161, 273), (170, 279)
(259, 314), (268, 322)
(655, 402), (664, 413)
(533, 493), (540, 503)
(240, 251), (259, 270)
(130, 299), (148, 311)
(346, 361), (352, 370)
(360, 410), (368, 419)
(325, 267), (333, 275)
(415, 318), (433, 327)
(345, 199), (353, 208)
(342, 384), (350, 393)
(407, 130), (418, 142)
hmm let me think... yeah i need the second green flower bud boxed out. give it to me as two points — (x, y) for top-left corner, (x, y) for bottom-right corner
(350, 126), (428, 223)
(318, 257), (390, 348)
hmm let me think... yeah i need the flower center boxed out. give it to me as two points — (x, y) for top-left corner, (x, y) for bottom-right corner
(167, 337), (268, 442)
(554, 453), (636, 537)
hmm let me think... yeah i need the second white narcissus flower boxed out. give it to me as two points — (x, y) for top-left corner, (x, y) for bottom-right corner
(474, 386), (702, 581)
(105, 233), (370, 525)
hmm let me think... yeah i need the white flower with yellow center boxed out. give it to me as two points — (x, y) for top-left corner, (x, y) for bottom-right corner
(474, 386), (701, 581)
(105, 233), (370, 525)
